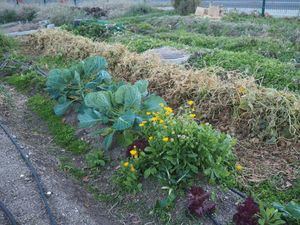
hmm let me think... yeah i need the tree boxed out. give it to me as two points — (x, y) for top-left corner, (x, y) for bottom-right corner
(172, 0), (201, 15)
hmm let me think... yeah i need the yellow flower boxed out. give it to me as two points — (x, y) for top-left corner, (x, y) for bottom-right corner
(148, 136), (154, 141)
(163, 125), (167, 129)
(150, 117), (158, 122)
(123, 162), (129, 167)
(187, 100), (194, 106)
(139, 121), (147, 127)
(159, 103), (164, 107)
(162, 137), (169, 142)
(190, 114), (196, 118)
(235, 164), (243, 171)
(159, 119), (164, 124)
(238, 86), (246, 94)
(130, 149), (138, 157)
(130, 165), (136, 172)
(146, 112), (152, 115)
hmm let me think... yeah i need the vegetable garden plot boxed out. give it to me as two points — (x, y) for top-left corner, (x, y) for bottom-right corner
(1, 28), (300, 224)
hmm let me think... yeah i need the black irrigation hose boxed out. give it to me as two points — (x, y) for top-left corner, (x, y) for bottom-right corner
(207, 214), (222, 225)
(0, 122), (57, 225)
(0, 200), (17, 225)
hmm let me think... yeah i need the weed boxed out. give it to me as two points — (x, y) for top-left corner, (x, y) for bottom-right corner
(5, 71), (45, 93)
(59, 157), (86, 179)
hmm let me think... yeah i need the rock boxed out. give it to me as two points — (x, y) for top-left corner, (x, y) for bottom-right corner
(46, 24), (55, 29)
(145, 47), (191, 65)
(195, 7), (207, 16)
(207, 6), (222, 18)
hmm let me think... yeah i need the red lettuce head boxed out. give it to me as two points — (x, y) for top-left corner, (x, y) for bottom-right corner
(188, 187), (216, 218)
(233, 197), (259, 225)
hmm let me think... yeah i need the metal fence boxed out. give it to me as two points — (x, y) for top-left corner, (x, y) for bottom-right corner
(201, 0), (300, 17)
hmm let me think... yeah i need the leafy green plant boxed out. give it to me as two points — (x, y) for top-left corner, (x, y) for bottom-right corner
(273, 201), (300, 224)
(85, 149), (106, 169)
(79, 80), (165, 150)
(258, 204), (285, 225)
(46, 56), (113, 116)
(65, 20), (125, 41)
(113, 159), (142, 194)
(139, 102), (235, 185)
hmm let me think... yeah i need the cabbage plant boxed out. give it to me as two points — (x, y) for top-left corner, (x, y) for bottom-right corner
(46, 56), (113, 116)
(79, 80), (165, 150)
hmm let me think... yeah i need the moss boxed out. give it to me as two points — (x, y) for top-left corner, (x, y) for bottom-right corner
(27, 95), (89, 154)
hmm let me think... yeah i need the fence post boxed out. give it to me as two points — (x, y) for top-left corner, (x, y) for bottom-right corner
(74, 0), (77, 6)
(44, 0), (46, 5)
(262, 0), (266, 16)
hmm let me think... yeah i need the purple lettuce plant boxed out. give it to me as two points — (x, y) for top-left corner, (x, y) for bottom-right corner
(233, 197), (259, 225)
(188, 187), (216, 218)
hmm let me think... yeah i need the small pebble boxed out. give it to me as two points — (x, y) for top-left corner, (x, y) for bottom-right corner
(20, 174), (24, 178)
(46, 191), (52, 196)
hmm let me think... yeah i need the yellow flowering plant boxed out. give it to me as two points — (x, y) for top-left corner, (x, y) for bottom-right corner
(138, 103), (236, 185)
(113, 158), (142, 194)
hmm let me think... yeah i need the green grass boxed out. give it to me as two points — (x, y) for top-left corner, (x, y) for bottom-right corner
(27, 95), (89, 154)
(190, 50), (300, 92)
(0, 32), (17, 57)
(153, 30), (297, 62)
(249, 179), (300, 205)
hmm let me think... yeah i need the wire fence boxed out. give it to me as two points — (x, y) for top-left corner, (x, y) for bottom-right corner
(2, 0), (300, 17)
(201, 0), (300, 17)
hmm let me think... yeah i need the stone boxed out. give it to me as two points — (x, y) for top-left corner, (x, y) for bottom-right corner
(195, 7), (207, 16)
(46, 24), (55, 29)
(207, 6), (221, 18)
(145, 47), (191, 65)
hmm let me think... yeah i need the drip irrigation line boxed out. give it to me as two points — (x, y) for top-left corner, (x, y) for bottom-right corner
(0, 200), (17, 225)
(207, 214), (222, 225)
(229, 188), (247, 199)
(0, 122), (57, 225)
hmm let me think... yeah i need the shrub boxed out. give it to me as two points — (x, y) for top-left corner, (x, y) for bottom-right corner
(0, 9), (18, 24)
(18, 6), (37, 22)
(172, 0), (200, 15)
(37, 6), (88, 26)
(123, 4), (157, 17)
(139, 102), (235, 185)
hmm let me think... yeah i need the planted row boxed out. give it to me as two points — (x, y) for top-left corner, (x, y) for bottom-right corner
(46, 56), (165, 150)
(46, 55), (235, 185)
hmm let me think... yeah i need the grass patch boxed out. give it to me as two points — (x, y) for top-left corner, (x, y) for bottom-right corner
(0, 32), (17, 57)
(153, 30), (297, 62)
(4, 71), (46, 93)
(27, 95), (89, 154)
(190, 50), (300, 92)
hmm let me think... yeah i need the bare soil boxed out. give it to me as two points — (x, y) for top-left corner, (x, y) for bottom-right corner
(0, 85), (119, 225)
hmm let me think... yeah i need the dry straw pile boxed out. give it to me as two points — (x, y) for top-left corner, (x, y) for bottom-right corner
(25, 29), (300, 141)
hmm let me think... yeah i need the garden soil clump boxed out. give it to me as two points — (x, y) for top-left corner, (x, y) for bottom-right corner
(0, 86), (118, 225)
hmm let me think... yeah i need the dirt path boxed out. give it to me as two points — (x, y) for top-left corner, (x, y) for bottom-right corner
(0, 86), (118, 225)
